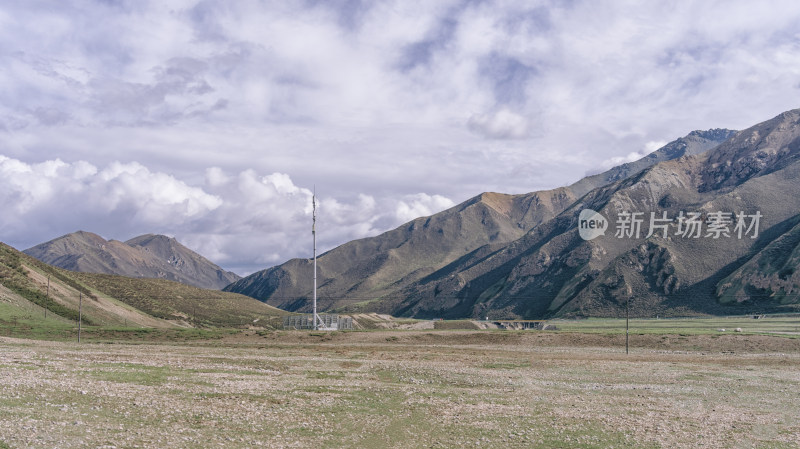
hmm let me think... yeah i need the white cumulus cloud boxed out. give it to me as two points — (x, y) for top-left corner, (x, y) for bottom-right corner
(467, 109), (532, 139)
(0, 155), (221, 246)
(396, 193), (456, 223)
(597, 139), (669, 170)
(0, 155), (456, 275)
(3, 0), (800, 274)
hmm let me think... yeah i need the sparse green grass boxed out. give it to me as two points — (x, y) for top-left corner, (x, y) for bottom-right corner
(86, 326), (238, 342)
(551, 315), (800, 336)
(434, 319), (481, 330)
(0, 305), (244, 342)
(0, 302), (77, 340)
(306, 370), (346, 380)
(1, 331), (798, 448)
(0, 244), (88, 323)
(72, 271), (286, 327)
(90, 363), (173, 386)
(482, 361), (531, 369)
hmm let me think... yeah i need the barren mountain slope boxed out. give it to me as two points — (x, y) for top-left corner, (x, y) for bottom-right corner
(227, 128), (735, 313)
(24, 232), (240, 290)
(393, 109), (800, 318)
(225, 188), (577, 311)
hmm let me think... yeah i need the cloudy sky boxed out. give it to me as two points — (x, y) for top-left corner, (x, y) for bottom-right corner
(2, 0), (800, 275)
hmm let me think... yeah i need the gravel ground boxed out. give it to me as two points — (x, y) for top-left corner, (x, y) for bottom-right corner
(0, 331), (798, 448)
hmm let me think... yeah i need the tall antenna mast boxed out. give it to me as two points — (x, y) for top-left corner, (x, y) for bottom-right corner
(312, 187), (318, 330)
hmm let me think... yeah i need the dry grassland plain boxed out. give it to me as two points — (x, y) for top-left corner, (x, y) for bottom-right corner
(0, 322), (799, 449)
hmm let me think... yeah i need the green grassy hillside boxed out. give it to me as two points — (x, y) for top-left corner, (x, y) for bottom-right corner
(1, 242), (286, 338)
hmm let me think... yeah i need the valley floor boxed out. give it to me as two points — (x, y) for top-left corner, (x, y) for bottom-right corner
(0, 330), (798, 448)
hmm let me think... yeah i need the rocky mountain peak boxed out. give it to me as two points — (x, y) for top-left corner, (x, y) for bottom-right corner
(700, 108), (800, 192)
(25, 232), (240, 290)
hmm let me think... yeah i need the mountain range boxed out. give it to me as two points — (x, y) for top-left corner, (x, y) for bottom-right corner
(17, 109), (800, 320)
(24, 232), (240, 290)
(224, 114), (800, 318)
(389, 110), (800, 318)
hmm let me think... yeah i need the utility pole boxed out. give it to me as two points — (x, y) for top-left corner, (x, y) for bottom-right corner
(625, 295), (630, 355)
(78, 292), (82, 343)
(45, 276), (49, 319)
(312, 189), (318, 331)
